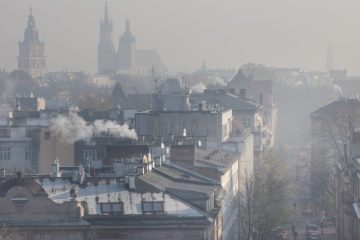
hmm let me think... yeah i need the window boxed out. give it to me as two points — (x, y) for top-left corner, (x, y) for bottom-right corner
(0, 128), (10, 138)
(83, 149), (97, 162)
(241, 118), (250, 128)
(142, 201), (164, 214)
(11, 194), (29, 206)
(25, 147), (32, 160)
(100, 202), (124, 214)
(0, 147), (10, 160)
(44, 131), (50, 140)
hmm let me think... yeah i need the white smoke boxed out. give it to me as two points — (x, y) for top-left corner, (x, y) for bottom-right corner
(93, 119), (138, 140)
(207, 76), (226, 86)
(190, 82), (207, 94)
(50, 113), (137, 143)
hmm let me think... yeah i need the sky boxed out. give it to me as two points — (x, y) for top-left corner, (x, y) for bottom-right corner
(1, 0), (360, 74)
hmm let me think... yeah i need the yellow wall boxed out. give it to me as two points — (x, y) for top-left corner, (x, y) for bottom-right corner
(39, 128), (74, 174)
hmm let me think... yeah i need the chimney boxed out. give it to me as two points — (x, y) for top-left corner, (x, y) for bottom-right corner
(51, 159), (61, 177)
(129, 176), (136, 190)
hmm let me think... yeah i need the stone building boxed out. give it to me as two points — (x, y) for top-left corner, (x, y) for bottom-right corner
(135, 109), (233, 146)
(98, 3), (165, 76)
(0, 163), (221, 240)
(335, 131), (360, 240)
(18, 8), (47, 78)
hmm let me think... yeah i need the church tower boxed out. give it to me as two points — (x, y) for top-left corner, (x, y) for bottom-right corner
(98, 2), (116, 74)
(117, 20), (137, 70)
(18, 8), (47, 78)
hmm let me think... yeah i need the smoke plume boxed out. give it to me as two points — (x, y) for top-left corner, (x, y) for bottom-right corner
(50, 113), (137, 143)
(190, 83), (207, 94)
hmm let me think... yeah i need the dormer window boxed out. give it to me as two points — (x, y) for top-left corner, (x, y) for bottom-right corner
(100, 202), (124, 214)
(11, 193), (29, 206)
(142, 201), (164, 214)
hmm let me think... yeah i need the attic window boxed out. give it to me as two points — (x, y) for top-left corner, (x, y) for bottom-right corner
(100, 202), (124, 214)
(11, 194), (29, 206)
(142, 201), (164, 214)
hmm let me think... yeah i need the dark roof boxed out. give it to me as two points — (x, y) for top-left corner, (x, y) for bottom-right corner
(107, 145), (149, 159)
(139, 168), (215, 196)
(109, 83), (134, 109)
(311, 98), (360, 120)
(0, 178), (48, 197)
(136, 49), (166, 70)
(229, 69), (250, 87)
(128, 93), (153, 111)
(159, 78), (182, 94)
(192, 91), (260, 111)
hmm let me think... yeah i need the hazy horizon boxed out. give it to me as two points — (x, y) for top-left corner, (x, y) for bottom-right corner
(1, 0), (360, 74)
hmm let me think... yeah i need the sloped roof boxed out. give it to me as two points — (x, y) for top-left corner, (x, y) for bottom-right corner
(139, 168), (215, 196)
(311, 98), (360, 120)
(128, 93), (153, 111)
(192, 91), (260, 111)
(229, 69), (250, 87)
(109, 83), (134, 109)
(159, 78), (182, 94)
(136, 49), (166, 70)
(0, 177), (48, 197)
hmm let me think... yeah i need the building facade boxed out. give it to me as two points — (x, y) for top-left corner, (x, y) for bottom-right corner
(311, 98), (360, 212)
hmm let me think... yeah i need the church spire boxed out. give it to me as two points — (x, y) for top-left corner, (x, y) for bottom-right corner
(104, 1), (109, 23)
(18, 7), (47, 78)
(27, 7), (36, 28)
(126, 20), (130, 32)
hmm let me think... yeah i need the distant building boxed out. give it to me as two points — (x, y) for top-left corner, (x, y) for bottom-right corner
(0, 166), (219, 239)
(17, 8), (47, 78)
(335, 131), (360, 240)
(310, 98), (360, 211)
(98, 3), (166, 76)
(135, 109), (232, 145)
(0, 110), (74, 175)
(98, 2), (116, 74)
(16, 95), (45, 111)
(229, 69), (277, 147)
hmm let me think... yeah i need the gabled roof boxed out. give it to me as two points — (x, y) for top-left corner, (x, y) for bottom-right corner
(109, 83), (134, 109)
(229, 69), (251, 87)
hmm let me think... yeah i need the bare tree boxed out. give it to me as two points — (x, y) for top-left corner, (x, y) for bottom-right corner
(311, 103), (360, 213)
(238, 149), (291, 240)
(0, 225), (31, 240)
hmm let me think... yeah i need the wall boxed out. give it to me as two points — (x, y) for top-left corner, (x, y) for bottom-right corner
(39, 128), (74, 174)
(136, 110), (232, 145)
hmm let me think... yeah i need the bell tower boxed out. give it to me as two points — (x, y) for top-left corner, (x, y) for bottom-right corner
(18, 8), (47, 78)
(98, 2), (116, 74)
